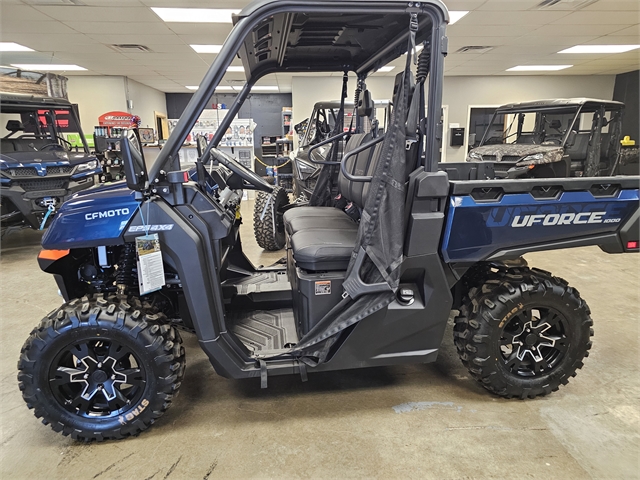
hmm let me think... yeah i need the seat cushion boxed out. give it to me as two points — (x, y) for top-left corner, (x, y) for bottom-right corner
(283, 206), (355, 235)
(289, 228), (357, 271)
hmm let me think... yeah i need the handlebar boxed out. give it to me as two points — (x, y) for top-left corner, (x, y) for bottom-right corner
(340, 135), (385, 182)
(307, 131), (350, 165)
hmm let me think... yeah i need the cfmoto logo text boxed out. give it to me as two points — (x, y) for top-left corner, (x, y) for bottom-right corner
(85, 208), (130, 221)
(511, 211), (612, 227)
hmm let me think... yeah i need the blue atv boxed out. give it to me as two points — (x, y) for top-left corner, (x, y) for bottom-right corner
(1, 93), (101, 233)
(18, 0), (639, 442)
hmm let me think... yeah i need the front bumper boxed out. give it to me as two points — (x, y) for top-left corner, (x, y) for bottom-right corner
(1, 174), (96, 229)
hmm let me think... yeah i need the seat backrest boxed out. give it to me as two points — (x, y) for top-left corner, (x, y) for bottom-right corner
(565, 132), (589, 161)
(337, 132), (384, 209)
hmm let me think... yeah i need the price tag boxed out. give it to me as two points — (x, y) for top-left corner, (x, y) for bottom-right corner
(135, 234), (165, 295)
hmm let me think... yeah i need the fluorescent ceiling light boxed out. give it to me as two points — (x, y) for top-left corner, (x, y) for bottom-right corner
(0, 42), (34, 52)
(377, 66), (395, 73)
(151, 7), (239, 23)
(11, 63), (86, 71)
(227, 66), (245, 72)
(190, 44), (223, 54)
(252, 86), (279, 91)
(187, 85), (239, 92)
(449, 11), (469, 25)
(558, 45), (640, 54)
(507, 65), (572, 71)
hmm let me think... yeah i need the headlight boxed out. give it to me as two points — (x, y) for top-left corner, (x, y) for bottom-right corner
(520, 153), (544, 164)
(75, 160), (98, 172)
(467, 151), (483, 162)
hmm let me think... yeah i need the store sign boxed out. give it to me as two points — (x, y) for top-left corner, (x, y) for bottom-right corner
(98, 111), (134, 127)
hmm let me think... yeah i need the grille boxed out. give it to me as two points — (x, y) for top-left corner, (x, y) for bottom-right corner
(9, 167), (38, 177)
(47, 166), (73, 175)
(16, 179), (67, 192)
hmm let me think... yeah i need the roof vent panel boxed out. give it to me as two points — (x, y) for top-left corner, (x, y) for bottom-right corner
(455, 46), (494, 54)
(110, 44), (153, 53)
(536, 0), (599, 10)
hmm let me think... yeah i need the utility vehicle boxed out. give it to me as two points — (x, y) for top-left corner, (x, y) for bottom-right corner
(466, 98), (625, 179)
(18, 0), (639, 442)
(253, 97), (390, 250)
(1, 92), (100, 232)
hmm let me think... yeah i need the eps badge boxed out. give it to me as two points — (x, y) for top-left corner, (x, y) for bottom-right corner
(135, 233), (165, 295)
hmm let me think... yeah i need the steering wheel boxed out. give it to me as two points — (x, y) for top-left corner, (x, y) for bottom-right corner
(209, 148), (273, 192)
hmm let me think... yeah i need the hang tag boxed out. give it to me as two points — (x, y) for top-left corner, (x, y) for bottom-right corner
(135, 234), (165, 295)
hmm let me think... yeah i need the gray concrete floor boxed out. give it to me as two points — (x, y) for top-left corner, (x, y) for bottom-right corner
(1, 199), (638, 479)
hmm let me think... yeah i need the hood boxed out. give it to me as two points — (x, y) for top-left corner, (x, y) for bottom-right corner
(0, 150), (97, 167)
(468, 144), (563, 165)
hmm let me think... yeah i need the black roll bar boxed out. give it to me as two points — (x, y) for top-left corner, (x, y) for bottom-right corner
(307, 131), (351, 165)
(340, 134), (385, 182)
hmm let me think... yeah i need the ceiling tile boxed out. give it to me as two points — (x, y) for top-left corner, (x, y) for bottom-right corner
(0, 21), (78, 35)
(551, 10), (637, 25)
(0, 4), (57, 22)
(61, 21), (176, 35)
(32, 6), (160, 23)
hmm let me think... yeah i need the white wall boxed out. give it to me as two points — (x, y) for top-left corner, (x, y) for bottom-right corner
(126, 78), (167, 129)
(443, 75), (616, 162)
(66, 76), (166, 133)
(66, 76), (127, 132)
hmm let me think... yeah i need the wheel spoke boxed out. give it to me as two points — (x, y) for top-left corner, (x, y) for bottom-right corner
(73, 342), (97, 362)
(118, 368), (145, 387)
(532, 357), (545, 375)
(500, 331), (517, 344)
(504, 352), (524, 371)
(551, 336), (569, 354)
(107, 341), (131, 362)
(71, 395), (93, 414)
(543, 313), (561, 329)
(50, 366), (85, 386)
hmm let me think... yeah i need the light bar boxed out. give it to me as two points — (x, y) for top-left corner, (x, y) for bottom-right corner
(377, 66), (395, 73)
(507, 65), (572, 71)
(186, 86), (199, 90)
(0, 42), (34, 52)
(252, 86), (279, 91)
(190, 44), (223, 54)
(227, 66), (245, 72)
(449, 11), (469, 25)
(11, 64), (86, 71)
(559, 45), (640, 54)
(151, 7), (240, 23)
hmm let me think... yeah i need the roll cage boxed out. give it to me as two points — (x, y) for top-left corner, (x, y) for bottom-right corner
(479, 98), (625, 148)
(150, 0), (449, 183)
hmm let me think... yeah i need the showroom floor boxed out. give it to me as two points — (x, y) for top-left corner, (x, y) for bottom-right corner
(0, 199), (638, 479)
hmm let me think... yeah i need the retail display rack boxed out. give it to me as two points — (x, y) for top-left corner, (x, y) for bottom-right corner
(94, 126), (128, 183)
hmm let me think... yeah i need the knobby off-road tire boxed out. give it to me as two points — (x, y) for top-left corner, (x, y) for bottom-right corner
(18, 294), (185, 442)
(253, 186), (289, 251)
(454, 266), (593, 399)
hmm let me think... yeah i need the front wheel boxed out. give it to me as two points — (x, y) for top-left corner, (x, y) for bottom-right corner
(253, 186), (290, 251)
(18, 295), (185, 441)
(454, 267), (593, 399)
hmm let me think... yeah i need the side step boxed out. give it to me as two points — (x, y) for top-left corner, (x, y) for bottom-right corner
(228, 308), (298, 353)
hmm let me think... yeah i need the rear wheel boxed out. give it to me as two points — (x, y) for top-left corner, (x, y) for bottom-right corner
(454, 267), (593, 399)
(253, 186), (290, 251)
(18, 295), (185, 441)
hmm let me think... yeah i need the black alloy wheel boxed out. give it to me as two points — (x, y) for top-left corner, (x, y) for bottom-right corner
(454, 266), (593, 399)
